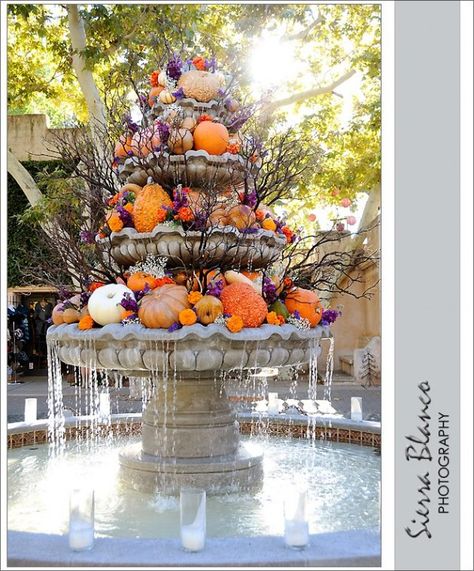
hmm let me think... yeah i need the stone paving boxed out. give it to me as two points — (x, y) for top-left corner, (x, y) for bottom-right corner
(7, 372), (381, 424)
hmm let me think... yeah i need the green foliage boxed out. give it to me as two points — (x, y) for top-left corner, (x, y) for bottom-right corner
(7, 161), (67, 286)
(8, 3), (380, 214)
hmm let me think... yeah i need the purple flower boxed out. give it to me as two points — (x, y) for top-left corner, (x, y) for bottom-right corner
(168, 321), (182, 332)
(172, 87), (185, 99)
(321, 309), (341, 327)
(120, 292), (139, 313)
(166, 54), (183, 81)
(80, 230), (95, 244)
(138, 94), (148, 108)
(293, 310), (301, 320)
(157, 122), (170, 144)
(241, 227), (259, 234)
(123, 113), (139, 134)
(134, 284), (151, 302)
(206, 279), (224, 298)
(172, 187), (189, 210)
(80, 291), (91, 307)
(217, 88), (226, 97)
(205, 57), (217, 72)
(57, 286), (74, 301)
(116, 204), (134, 228)
(241, 190), (257, 209)
(262, 277), (278, 304)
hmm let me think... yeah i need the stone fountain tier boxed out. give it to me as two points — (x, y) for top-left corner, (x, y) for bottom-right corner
(97, 225), (286, 270)
(148, 97), (228, 122)
(117, 149), (253, 188)
(48, 324), (328, 493)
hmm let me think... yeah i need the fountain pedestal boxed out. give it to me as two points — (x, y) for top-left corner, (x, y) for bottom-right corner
(47, 322), (328, 494)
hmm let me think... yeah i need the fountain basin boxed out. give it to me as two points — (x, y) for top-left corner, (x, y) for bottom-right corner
(98, 224), (287, 270)
(47, 323), (328, 373)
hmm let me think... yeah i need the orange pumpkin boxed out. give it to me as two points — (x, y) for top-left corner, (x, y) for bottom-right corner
(148, 85), (164, 107)
(114, 134), (133, 159)
(127, 272), (157, 292)
(63, 308), (81, 324)
(226, 204), (256, 230)
(193, 121), (229, 155)
(207, 206), (229, 228)
(52, 303), (65, 325)
(132, 183), (173, 233)
(138, 284), (190, 328)
(194, 295), (224, 325)
(220, 283), (267, 328)
(168, 128), (193, 154)
(284, 288), (323, 327)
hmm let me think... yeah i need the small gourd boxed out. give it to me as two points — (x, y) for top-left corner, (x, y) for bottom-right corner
(168, 128), (193, 155)
(194, 295), (224, 325)
(132, 182), (173, 232)
(159, 90), (176, 104)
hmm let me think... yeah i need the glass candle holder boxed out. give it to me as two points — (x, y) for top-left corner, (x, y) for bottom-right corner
(24, 398), (37, 423)
(69, 488), (94, 552)
(351, 397), (363, 421)
(180, 488), (206, 552)
(284, 487), (309, 550)
(267, 392), (279, 414)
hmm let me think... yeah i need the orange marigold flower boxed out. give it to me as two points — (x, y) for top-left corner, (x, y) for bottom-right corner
(281, 226), (294, 243)
(226, 315), (244, 333)
(154, 276), (175, 288)
(98, 232), (106, 239)
(192, 56), (206, 71)
(226, 143), (240, 154)
(179, 308), (198, 326)
(78, 315), (95, 330)
(124, 203), (134, 214)
(277, 314), (285, 325)
(108, 193), (120, 206)
(150, 70), (160, 87)
(283, 277), (293, 290)
(255, 209), (265, 222)
(107, 212), (124, 233)
(262, 218), (277, 232)
(266, 311), (281, 326)
(174, 207), (194, 222)
(188, 291), (203, 305)
(198, 114), (214, 123)
(88, 282), (105, 293)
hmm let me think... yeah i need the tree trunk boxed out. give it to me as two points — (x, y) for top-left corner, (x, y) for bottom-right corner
(67, 5), (107, 129)
(7, 151), (44, 205)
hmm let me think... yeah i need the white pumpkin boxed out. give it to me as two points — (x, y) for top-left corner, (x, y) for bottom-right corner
(87, 284), (133, 326)
(224, 270), (260, 292)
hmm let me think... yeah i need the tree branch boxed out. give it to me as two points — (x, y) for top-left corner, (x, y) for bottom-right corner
(265, 69), (356, 112)
(7, 151), (44, 206)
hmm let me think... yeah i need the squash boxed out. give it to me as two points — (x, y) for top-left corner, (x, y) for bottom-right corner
(168, 128), (194, 155)
(159, 90), (176, 104)
(52, 303), (65, 325)
(206, 206), (229, 227)
(138, 284), (190, 328)
(63, 308), (81, 324)
(177, 70), (221, 102)
(181, 116), (197, 132)
(114, 134), (133, 159)
(193, 121), (229, 155)
(132, 183), (173, 233)
(88, 284), (134, 326)
(194, 295), (224, 325)
(148, 85), (164, 107)
(127, 272), (157, 292)
(284, 288), (323, 327)
(158, 70), (167, 87)
(220, 283), (267, 328)
(226, 204), (256, 230)
(224, 270), (260, 292)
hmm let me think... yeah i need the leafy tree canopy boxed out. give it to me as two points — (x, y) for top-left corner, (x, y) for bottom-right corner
(8, 3), (380, 216)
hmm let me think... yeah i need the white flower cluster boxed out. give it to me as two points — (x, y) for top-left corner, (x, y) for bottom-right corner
(287, 315), (311, 330)
(129, 255), (168, 278)
(213, 314), (227, 326)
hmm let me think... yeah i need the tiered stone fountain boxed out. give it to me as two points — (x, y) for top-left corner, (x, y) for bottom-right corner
(47, 75), (330, 494)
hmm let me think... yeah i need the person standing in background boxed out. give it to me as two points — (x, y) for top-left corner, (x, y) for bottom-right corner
(34, 297), (53, 355)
